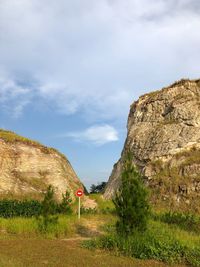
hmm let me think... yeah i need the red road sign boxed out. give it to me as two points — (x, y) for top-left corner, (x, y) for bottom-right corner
(76, 189), (83, 197)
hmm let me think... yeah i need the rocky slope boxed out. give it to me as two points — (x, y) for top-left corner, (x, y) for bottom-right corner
(0, 129), (83, 201)
(104, 79), (200, 213)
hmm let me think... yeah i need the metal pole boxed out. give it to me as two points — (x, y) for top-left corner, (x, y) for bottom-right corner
(78, 196), (80, 219)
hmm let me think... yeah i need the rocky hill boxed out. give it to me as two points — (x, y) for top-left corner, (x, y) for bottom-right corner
(104, 79), (200, 213)
(0, 129), (83, 201)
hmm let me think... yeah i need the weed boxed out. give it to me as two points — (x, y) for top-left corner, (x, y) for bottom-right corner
(82, 220), (200, 266)
(153, 211), (200, 233)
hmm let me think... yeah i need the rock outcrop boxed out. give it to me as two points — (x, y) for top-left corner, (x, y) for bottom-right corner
(104, 79), (200, 213)
(0, 129), (83, 201)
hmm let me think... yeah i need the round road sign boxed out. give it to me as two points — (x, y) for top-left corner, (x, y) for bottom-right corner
(76, 189), (83, 197)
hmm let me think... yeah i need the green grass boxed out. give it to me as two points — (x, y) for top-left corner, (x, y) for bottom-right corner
(148, 146), (200, 214)
(0, 210), (199, 266)
(0, 213), (187, 266)
(0, 215), (77, 238)
(82, 219), (200, 266)
(0, 239), (176, 267)
(89, 193), (115, 213)
(0, 214), (115, 239)
(153, 211), (200, 234)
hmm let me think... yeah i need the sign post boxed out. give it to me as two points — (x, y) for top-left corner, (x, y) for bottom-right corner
(76, 189), (83, 219)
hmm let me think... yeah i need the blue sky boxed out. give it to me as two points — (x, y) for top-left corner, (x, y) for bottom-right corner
(0, 0), (200, 190)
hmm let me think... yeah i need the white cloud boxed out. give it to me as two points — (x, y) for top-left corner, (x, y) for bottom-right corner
(65, 124), (119, 145)
(0, 72), (32, 118)
(0, 0), (200, 120)
(12, 100), (31, 119)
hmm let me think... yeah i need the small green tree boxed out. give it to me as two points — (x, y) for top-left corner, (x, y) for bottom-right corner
(58, 190), (73, 214)
(37, 185), (58, 233)
(113, 152), (150, 235)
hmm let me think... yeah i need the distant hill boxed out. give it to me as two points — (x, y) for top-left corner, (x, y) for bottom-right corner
(0, 129), (83, 201)
(104, 79), (200, 213)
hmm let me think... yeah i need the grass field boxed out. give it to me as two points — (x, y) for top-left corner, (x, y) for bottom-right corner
(0, 194), (199, 266)
(0, 213), (187, 267)
(0, 238), (187, 267)
(0, 213), (196, 267)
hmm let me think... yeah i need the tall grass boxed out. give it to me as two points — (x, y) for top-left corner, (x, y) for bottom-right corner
(0, 214), (112, 239)
(153, 211), (200, 233)
(82, 220), (200, 266)
(0, 215), (78, 238)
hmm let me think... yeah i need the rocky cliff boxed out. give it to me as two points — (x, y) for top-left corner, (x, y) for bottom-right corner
(104, 79), (200, 213)
(0, 129), (83, 201)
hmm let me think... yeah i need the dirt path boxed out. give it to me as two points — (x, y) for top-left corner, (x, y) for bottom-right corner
(82, 198), (97, 209)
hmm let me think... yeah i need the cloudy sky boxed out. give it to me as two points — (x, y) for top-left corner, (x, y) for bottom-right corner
(0, 0), (200, 189)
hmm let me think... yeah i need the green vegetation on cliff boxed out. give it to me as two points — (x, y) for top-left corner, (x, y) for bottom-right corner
(0, 129), (67, 160)
(149, 146), (200, 213)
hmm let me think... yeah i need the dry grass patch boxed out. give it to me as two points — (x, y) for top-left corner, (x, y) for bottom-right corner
(0, 239), (186, 267)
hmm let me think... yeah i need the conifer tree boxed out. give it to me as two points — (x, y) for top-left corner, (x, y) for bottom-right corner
(37, 185), (58, 232)
(41, 185), (57, 216)
(58, 190), (72, 214)
(113, 152), (150, 235)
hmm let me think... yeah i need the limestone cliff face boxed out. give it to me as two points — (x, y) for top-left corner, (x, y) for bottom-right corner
(104, 79), (200, 212)
(0, 130), (83, 201)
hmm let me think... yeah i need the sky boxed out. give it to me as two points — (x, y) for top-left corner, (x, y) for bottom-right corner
(0, 0), (200, 190)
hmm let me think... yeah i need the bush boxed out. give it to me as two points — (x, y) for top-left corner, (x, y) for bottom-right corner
(0, 199), (42, 218)
(0, 188), (73, 218)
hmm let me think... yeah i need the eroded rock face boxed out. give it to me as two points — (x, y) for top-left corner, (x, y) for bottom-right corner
(0, 132), (83, 201)
(104, 79), (200, 212)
